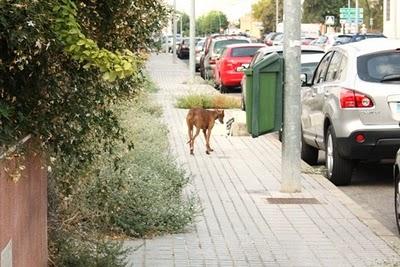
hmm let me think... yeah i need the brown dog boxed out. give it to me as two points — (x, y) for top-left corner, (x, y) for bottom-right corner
(186, 108), (224, 155)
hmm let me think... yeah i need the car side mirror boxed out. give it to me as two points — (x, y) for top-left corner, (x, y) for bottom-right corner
(300, 73), (308, 86)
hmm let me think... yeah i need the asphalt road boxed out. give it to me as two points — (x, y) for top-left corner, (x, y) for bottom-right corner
(179, 57), (399, 236)
(340, 162), (397, 235)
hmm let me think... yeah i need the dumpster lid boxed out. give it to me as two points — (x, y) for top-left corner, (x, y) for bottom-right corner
(253, 52), (282, 71)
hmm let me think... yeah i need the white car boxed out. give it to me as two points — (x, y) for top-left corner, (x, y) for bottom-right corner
(301, 38), (400, 185)
(240, 45), (325, 110)
(195, 39), (205, 71)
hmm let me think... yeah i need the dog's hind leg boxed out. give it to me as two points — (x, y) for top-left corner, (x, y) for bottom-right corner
(203, 129), (213, 153)
(205, 128), (214, 154)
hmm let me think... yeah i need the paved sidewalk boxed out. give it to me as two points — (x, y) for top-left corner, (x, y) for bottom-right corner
(125, 54), (400, 266)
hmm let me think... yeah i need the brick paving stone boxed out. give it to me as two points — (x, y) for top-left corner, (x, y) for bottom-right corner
(124, 54), (400, 266)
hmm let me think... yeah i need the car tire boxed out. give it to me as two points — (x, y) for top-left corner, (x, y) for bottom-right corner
(395, 172), (400, 234)
(301, 136), (319, 165)
(220, 83), (229, 94)
(325, 125), (353, 185)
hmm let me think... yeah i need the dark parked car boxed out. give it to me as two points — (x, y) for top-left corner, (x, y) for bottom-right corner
(177, 38), (190, 59)
(334, 33), (386, 45)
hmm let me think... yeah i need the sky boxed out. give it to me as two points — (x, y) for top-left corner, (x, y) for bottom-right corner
(166, 0), (259, 21)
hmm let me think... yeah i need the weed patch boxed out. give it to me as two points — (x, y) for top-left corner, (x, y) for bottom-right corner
(49, 90), (197, 265)
(176, 94), (240, 109)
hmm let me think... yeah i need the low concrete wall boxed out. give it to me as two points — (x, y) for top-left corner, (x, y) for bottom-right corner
(0, 137), (47, 267)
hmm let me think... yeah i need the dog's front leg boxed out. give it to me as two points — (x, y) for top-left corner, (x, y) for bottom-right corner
(191, 128), (200, 155)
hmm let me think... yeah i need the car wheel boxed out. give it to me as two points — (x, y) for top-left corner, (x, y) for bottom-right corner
(395, 172), (400, 234)
(301, 135), (319, 165)
(325, 125), (353, 185)
(220, 84), (229, 94)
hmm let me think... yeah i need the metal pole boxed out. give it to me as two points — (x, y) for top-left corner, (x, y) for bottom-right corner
(180, 17), (183, 37)
(281, 0), (302, 193)
(219, 13), (221, 32)
(189, 0), (196, 80)
(165, 31), (169, 53)
(172, 0), (177, 63)
(355, 0), (359, 33)
(276, 0), (279, 32)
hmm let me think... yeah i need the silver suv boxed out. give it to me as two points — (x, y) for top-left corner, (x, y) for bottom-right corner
(301, 39), (400, 185)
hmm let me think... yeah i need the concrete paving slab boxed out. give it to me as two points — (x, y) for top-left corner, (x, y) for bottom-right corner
(125, 54), (400, 266)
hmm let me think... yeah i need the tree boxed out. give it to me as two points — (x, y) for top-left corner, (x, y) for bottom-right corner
(252, 0), (283, 33)
(360, 0), (383, 32)
(303, 0), (347, 24)
(177, 12), (190, 37)
(303, 0), (383, 31)
(196, 11), (229, 36)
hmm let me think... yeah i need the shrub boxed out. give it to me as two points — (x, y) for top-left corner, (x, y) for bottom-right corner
(48, 91), (198, 265)
(176, 94), (241, 109)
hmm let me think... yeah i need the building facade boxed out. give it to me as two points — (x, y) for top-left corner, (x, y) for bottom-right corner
(383, 0), (400, 38)
(239, 13), (263, 39)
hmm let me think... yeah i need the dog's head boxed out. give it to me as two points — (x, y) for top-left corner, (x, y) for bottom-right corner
(215, 109), (224, 124)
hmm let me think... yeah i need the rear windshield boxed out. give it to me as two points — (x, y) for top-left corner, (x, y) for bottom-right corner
(358, 51), (400, 83)
(231, 47), (262, 57)
(213, 39), (249, 54)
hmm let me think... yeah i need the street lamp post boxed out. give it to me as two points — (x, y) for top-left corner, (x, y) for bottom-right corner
(281, 0), (302, 193)
(180, 16), (183, 37)
(355, 0), (359, 33)
(276, 0), (279, 32)
(189, 0), (196, 80)
(172, 0), (177, 63)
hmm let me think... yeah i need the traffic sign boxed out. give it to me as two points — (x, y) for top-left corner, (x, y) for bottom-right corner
(339, 7), (363, 24)
(325, 16), (335, 26)
(340, 7), (363, 15)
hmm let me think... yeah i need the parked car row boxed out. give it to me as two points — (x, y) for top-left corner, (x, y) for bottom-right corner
(175, 35), (400, 233)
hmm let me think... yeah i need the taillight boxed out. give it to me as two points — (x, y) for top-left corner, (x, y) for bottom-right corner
(224, 59), (242, 70)
(340, 88), (374, 108)
(225, 59), (235, 68)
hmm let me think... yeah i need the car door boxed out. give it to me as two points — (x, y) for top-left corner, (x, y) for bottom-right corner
(314, 51), (344, 146)
(301, 51), (333, 146)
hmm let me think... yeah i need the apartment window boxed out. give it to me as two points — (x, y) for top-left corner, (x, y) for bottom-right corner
(386, 0), (391, 21)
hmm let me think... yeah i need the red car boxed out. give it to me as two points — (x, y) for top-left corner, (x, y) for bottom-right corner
(214, 43), (265, 93)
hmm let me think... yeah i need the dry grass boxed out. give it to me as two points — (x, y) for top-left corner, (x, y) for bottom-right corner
(176, 94), (241, 109)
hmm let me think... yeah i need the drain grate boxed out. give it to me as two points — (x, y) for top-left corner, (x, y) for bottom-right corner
(266, 198), (321, 204)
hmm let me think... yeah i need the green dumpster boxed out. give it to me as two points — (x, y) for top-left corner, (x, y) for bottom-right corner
(244, 52), (283, 137)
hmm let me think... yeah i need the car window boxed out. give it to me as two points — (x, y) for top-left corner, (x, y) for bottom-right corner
(325, 52), (343, 82)
(249, 51), (262, 67)
(313, 51), (333, 84)
(301, 62), (319, 82)
(358, 51), (400, 83)
(231, 47), (263, 57)
(220, 48), (228, 58)
(213, 39), (249, 54)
